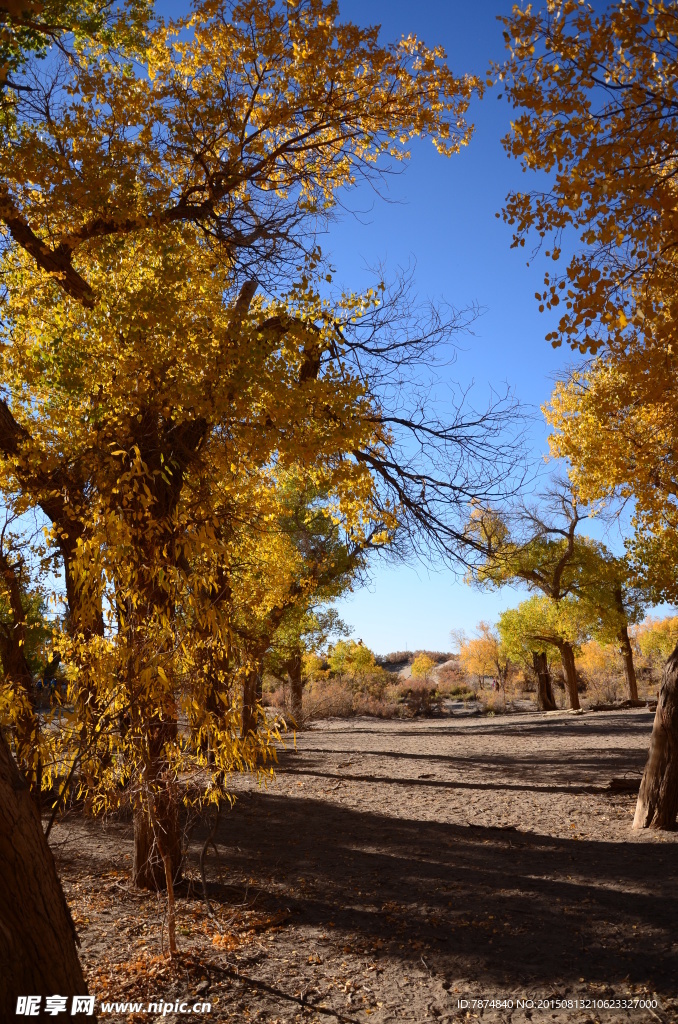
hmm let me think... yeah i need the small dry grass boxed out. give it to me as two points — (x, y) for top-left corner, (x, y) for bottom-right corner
(265, 677), (401, 724)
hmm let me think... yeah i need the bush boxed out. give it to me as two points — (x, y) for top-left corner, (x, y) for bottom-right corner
(302, 678), (399, 722)
(578, 640), (626, 704)
(435, 660), (466, 692)
(392, 678), (442, 716)
(353, 667), (390, 700)
(376, 651), (413, 668)
(476, 688), (506, 714)
(262, 684), (287, 711)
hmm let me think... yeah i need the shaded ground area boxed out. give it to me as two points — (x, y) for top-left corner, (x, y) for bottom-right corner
(53, 709), (678, 1023)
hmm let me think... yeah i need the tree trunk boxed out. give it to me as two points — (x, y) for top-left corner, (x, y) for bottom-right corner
(558, 641), (580, 710)
(133, 794), (182, 890)
(612, 585), (638, 702)
(287, 649), (303, 726)
(633, 643), (678, 830)
(133, 722), (182, 891)
(0, 730), (92, 1020)
(619, 624), (639, 702)
(0, 546), (42, 801)
(532, 651), (556, 711)
(241, 664), (262, 737)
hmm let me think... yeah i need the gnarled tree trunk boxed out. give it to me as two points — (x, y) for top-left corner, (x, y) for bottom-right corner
(133, 793), (182, 891)
(614, 586), (638, 702)
(558, 641), (580, 710)
(0, 730), (91, 1020)
(287, 649), (303, 726)
(619, 623), (639, 702)
(532, 651), (556, 711)
(633, 644), (678, 830)
(0, 546), (43, 804)
(133, 721), (182, 890)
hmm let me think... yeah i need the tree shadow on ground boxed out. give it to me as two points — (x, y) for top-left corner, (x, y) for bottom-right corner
(208, 790), (677, 996)
(301, 709), (655, 742)
(275, 732), (649, 792)
(255, 766), (634, 795)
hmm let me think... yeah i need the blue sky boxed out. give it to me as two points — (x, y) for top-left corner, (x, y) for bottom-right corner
(325, 1), (601, 653)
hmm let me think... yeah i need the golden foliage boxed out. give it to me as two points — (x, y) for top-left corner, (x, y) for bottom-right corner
(499, 0), (678, 358)
(633, 615), (678, 665)
(0, 0), (478, 304)
(410, 653), (435, 680)
(500, 2), (678, 601)
(456, 622), (507, 684)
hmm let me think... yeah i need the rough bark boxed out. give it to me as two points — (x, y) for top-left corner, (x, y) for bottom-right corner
(133, 720), (182, 890)
(619, 624), (639, 702)
(532, 651), (556, 711)
(0, 546), (43, 800)
(241, 666), (259, 737)
(133, 791), (182, 891)
(287, 649), (304, 726)
(558, 641), (580, 711)
(0, 730), (91, 1020)
(633, 643), (678, 830)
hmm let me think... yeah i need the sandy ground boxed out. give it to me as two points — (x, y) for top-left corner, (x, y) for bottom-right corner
(51, 708), (678, 1024)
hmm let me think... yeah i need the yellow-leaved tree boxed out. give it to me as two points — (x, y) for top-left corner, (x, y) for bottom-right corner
(634, 616), (678, 670)
(497, 0), (678, 827)
(466, 489), (645, 710)
(498, 595), (590, 708)
(455, 622), (509, 691)
(0, 228), (398, 904)
(0, 0), (478, 306)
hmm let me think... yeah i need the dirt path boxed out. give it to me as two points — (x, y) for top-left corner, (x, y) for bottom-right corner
(53, 709), (678, 1023)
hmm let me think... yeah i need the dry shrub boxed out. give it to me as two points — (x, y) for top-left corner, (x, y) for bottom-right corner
(518, 671), (536, 694)
(305, 679), (354, 718)
(583, 673), (625, 705)
(353, 693), (400, 718)
(476, 688), (506, 714)
(502, 672), (529, 707)
(354, 668), (390, 700)
(412, 650), (454, 664)
(302, 678), (398, 722)
(378, 649), (452, 664)
(377, 651), (413, 668)
(391, 678), (442, 716)
(436, 679), (475, 700)
(263, 685), (285, 710)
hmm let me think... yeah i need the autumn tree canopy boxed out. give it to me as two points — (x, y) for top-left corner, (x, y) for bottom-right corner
(455, 621), (510, 688)
(499, 1), (678, 826)
(466, 486), (645, 706)
(498, 0), (678, 358)
(0, 0), (478, 305)
(498, 1), (678, 603)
